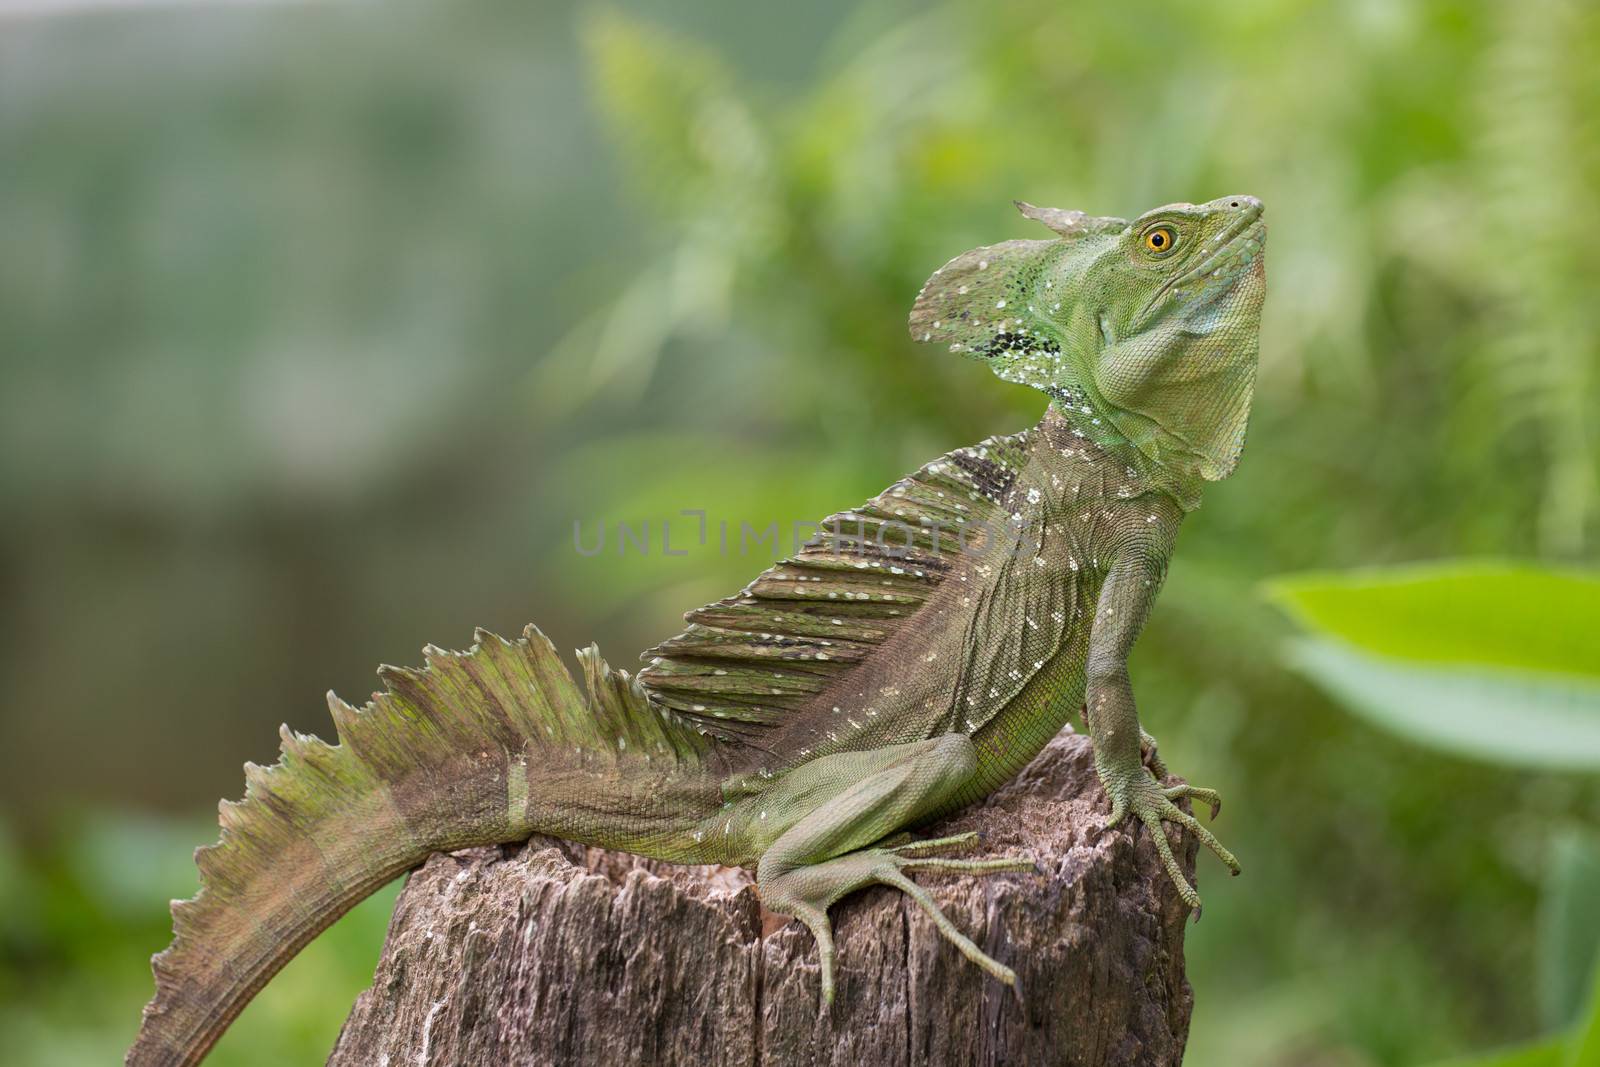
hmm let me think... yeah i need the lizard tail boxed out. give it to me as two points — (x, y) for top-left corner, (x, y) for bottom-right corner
(127, 625), (719, 1067)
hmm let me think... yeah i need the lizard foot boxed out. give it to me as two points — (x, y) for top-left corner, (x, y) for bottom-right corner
(1104, 763), (1239, 911)
(760, 843), (1035, 1007)
(1139, 728), (1170, 779)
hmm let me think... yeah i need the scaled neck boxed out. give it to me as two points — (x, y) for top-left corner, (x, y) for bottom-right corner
(1040, 395), (1205, 512)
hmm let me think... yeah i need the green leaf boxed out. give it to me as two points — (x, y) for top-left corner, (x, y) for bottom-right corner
(1266, 561), (1600, 680)
(1540, 831), (1600, 1031)
(1567, 950), (1600, 1067)
(1284, 638), (1600, 771)
(1422, 1036), (1567, 1067)
(1267, 562), (1600, 770)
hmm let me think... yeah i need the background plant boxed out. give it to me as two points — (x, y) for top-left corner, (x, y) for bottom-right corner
(1271, 563), (1600, 1065)
(0, 1), (1596, 1064)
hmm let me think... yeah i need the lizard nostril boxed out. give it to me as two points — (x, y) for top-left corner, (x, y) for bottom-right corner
(1229, 201), (1240, 208)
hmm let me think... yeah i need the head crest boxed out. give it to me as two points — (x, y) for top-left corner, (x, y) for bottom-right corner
(908, 196), (1268, 487)
(906, 202), (1125, 389)
(1012, 201), (1127, 240)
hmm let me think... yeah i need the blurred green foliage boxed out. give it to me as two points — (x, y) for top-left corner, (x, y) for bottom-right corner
(1269, 563), (1600, 769)
(1270, 562), (1600, 1063)
(1269, 565), (1600, 678)
(0, 0), (1596, 1064)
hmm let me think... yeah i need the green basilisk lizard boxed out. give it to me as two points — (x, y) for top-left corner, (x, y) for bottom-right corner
(130, 194), (1266, 1066)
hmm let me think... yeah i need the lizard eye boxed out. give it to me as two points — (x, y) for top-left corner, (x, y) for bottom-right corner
(1142, 226), (1178, 256)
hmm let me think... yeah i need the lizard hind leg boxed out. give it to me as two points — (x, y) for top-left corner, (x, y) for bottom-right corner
(754, 734), (1036, 1007)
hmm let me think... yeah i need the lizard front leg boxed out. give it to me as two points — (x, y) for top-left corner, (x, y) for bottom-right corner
(752, 735), (1036, 1006)
(1086, 548), (1239, 909)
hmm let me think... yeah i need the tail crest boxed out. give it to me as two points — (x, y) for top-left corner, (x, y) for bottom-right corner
(129, 624), (710, 1067)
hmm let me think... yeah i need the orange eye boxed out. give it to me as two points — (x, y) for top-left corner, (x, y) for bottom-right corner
(1143, 226), (1177, 254)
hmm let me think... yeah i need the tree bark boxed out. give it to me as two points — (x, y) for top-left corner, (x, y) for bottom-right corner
(329, 729), (1198, 1066)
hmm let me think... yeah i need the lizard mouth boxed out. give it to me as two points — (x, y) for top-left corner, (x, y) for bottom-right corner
(1173, 216), (1266, 288)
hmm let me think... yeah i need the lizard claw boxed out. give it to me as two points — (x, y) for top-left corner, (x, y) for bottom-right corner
(1106, 796), (1129, 829)
(1103, 765), (1239, 911)
(762, 840), (1035, 1009)
(1164, 783), (1222, 820)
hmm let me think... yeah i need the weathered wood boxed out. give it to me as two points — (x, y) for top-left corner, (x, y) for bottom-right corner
(329, 730), (1198, 1066)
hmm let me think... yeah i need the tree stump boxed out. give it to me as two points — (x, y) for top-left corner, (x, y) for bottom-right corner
(329, 729), (1197, 1066)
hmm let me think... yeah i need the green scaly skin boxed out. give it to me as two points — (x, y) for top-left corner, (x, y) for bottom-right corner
(129, 195), (1265, 1064)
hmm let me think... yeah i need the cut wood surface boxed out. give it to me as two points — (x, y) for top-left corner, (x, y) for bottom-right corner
(329, 729), (1198, 1066)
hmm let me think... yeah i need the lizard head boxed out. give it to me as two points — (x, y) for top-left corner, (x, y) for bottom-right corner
(909, 195), (1267, 482)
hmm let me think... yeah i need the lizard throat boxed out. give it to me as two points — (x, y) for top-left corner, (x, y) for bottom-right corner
(1040, 393), (1206, 511)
